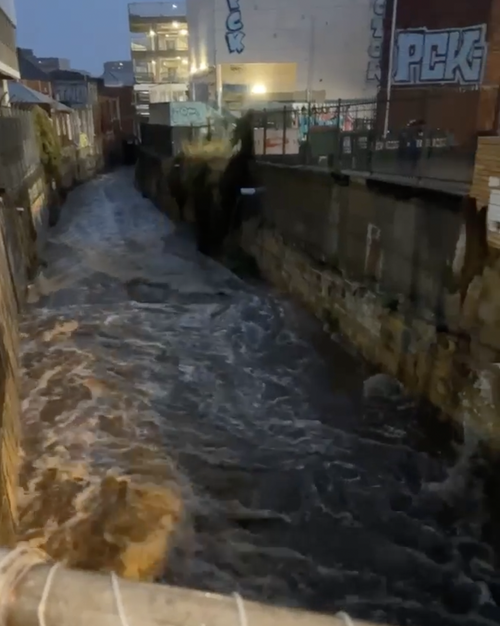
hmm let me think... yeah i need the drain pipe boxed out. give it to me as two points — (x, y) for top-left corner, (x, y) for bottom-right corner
(1, 547), (388, 626)
(383, 0), (399, 137)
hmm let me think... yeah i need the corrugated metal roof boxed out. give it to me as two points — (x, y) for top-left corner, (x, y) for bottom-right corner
(8, 81), (73, 113)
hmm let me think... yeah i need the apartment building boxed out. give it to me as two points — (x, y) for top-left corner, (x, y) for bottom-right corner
(0, 0), (19, 102)
(129, 1), (189, 120)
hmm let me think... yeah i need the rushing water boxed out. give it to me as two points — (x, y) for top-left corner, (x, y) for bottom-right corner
(19, 169), (500, 625)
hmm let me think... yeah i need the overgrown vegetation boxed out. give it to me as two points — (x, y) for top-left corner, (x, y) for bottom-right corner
(33, 106), (62, 183)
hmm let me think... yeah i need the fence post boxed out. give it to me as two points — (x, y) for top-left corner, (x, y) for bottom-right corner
(263, 108), (268, 156)
(336, 98), (342, 169)
(306, 101), (312, 165)
(282, 106), (287, 156)
(420, 90), (430, 179)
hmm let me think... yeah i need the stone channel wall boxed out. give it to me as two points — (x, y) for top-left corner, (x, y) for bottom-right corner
(243, 164), (500, 447)
(0, 178), (45, 547)
(0, 133), (107, 545)
(135, 150), (500, 449)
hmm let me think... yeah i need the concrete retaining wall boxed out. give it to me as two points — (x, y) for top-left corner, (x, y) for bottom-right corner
(134, 151), (500, 448)
(243, 164), (500, 447)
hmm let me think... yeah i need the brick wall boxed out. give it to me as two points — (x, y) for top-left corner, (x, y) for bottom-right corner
(379, 0), (499, 138)
(470, 135), (500, 248)
(100, 87), (135, 138)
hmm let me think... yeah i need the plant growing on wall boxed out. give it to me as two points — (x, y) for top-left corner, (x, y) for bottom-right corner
(33, 106), (62, 184)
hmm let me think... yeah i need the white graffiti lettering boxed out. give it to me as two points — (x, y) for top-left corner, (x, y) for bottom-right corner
(393, 25), (487, 85)
(225, 0), (245, 54)
(366, 0), (387, 84)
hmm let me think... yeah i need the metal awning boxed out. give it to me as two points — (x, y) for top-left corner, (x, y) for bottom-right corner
(7, 81), (73, 113)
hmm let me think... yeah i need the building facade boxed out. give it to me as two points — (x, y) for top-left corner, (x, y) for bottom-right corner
(187, 0), (376, 111)
(17, 48), (53, 98)
(0, 0), (19, 103)
(129, 1), (189, 120)
(377, 0), (500, 141)
(35, 56), (71, 73)
(102, 61), (134, 87)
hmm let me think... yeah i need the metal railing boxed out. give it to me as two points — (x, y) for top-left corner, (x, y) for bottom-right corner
(253, 87), (500, 190)
(128, 1), (187, 18)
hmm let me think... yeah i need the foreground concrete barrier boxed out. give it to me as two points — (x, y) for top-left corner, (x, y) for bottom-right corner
(1, 546), (381, 626)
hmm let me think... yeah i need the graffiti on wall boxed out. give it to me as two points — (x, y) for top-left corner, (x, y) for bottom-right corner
(225, 0), (245, 54)
(170, 102), (207, 127)
(291, 104), (354, 142)
(393, 25), (487, 85)
(53, 81), (89, 106)
(366, 0), (387, 85)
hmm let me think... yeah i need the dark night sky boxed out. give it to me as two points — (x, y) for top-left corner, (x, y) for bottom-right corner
(16, 0), (133, 75)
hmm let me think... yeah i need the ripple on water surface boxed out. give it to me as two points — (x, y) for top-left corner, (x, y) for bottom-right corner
(19, 171), (500, 625)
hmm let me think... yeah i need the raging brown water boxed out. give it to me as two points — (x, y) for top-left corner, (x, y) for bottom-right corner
(18, 170), (500, 625)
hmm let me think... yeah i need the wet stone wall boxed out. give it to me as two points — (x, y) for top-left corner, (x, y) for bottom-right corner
(0, 141), (104, 546)
(0, 184), (43, 545)
(242, 164), (500, 448)
(135, 151), (500, 446)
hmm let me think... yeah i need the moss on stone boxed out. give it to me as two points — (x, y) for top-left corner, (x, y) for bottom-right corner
(33, 106), (62, 183)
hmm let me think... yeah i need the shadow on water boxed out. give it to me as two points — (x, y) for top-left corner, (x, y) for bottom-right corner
(19, 169), (500, 625)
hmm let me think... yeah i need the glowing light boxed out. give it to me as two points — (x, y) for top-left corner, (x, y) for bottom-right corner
(251, 84), (267, 94)
(149, 29), (155, 36)
(180, 29), (188, 35)
(172, 21), (179, 28)
(182, 59), (188, 65)
(199, 63), (207, 71)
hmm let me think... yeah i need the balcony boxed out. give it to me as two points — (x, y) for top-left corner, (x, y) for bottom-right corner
(132, 49), (188, 61)
(131, 32), (188, 52)
(0, 6), (19, 79)
(134, 71), (156, 84)
(134, 70), (189, 85)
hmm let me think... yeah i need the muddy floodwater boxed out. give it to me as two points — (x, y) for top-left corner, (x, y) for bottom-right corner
(18, 169), (500, 625)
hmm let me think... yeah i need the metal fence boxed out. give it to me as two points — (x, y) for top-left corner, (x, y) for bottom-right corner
(0, 106), (41, 198)
(254, 87), (500, 189)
